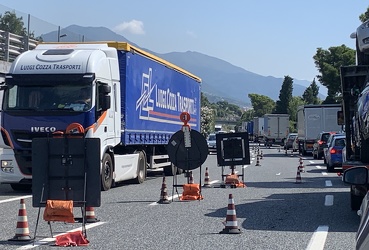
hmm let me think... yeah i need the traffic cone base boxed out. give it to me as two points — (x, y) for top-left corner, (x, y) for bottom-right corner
(86, 207), (100, 223)
(295, 167), (302, 184)
(9, 199), (32, 241)
(219, 194), (241, 234)
(255, 156), (261, 166)
(203, 167), (211, 188)
(158, 176), (171, 204)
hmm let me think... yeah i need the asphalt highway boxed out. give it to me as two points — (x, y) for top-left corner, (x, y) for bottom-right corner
(0, 144), (359, 249)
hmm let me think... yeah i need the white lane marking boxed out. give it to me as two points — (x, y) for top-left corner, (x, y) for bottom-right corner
(0, 195), (32, 204)
(306, 225), (329, 250)
(321, 172), (328, 176)
(309, 161), (315, 164)
(276, 173), (281, 175)
(316, 166), (322, 169)
(243, 165), (249, 169)
(17, 221), (106, 249)
(325, 180), (332, 187)
(325, 195), (334, 206)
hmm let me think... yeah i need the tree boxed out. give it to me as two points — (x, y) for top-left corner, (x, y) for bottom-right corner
(287, 96), (305, 132)
(0, 11), (36, 38)
(275, 75), (293, 114)
(0, 11), (27, 36)
(200, 106), (214, 138)
(248, 93), (275, 117)
(200, 93), (214, 137)
(313, 45), (355, 104)
(302, 79), (320, 104)
(359, 7), (369, 22)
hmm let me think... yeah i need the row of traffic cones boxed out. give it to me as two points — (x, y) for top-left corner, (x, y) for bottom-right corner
(8, 199), (99, 241)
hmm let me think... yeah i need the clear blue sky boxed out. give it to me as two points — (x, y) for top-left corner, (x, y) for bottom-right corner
(0, 1), (367, 87)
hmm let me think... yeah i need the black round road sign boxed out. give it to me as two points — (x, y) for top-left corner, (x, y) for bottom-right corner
(167, 129), (208, 170)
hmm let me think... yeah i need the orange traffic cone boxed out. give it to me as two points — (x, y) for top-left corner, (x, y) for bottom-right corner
(9, 199), (32, 241)
(203, 167), (211, 188)
(158, 176), (171, 204)
(295, 167), (302, 184)
(220, 194), (241, 234)
(255, 155), (261, 166)
(86, 207), (99, 223)
(299, 157), (305, 172)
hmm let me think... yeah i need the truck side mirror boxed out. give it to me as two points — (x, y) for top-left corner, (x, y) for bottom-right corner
(97, 81), (111, 111)
(343, 167), (368, 185)
(98, 84), (111, 94)
(101, 95), (111, 111)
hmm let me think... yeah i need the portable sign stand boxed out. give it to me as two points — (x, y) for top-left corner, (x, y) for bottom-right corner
(215, 132), (250, 188)
(31, 133), (101, 241)
(167, 112), (208, 201)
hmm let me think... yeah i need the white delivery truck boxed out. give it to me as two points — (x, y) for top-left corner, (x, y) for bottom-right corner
(263, 114), (289, 146)
(297, 104), (342, 155)
(253, 117), (264, 142)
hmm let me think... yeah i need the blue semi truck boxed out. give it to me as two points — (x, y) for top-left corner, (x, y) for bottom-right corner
(0, 42), (201, 191)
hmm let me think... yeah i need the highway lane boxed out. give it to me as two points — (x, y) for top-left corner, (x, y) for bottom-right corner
(0, 144), (360, 249)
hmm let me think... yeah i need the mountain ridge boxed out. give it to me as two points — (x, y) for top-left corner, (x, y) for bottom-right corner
(41, 25), (325, 107)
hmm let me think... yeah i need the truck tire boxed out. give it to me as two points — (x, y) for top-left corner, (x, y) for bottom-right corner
(133, 151), (147, 184)
(10, 183), (31, 192)
(164, 164), (177, 176)
(101, 153), (113, 191)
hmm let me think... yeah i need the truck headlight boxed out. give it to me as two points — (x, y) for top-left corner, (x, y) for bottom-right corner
(1, 160), (14, 173)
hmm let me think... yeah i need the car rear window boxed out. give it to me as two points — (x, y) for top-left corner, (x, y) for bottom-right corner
(208, 135), (216, 140)
(322, 133), (331, 141)
(335, 138), (345, 146)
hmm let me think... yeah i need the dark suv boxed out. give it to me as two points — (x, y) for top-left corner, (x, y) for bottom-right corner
(312, 132), (336, 159)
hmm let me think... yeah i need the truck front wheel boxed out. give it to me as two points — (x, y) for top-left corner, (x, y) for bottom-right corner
(101, 153), (113, 191)
(133, 151), (147, 184)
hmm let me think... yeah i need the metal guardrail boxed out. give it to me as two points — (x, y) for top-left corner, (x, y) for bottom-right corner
(0, 29), (37, 62)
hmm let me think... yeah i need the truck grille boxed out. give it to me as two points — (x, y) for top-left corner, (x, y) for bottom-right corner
(11, 130), (52, 175)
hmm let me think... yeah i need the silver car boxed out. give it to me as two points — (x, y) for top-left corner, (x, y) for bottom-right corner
(351, 20), (369, 65)
(207, 133), (217, 154)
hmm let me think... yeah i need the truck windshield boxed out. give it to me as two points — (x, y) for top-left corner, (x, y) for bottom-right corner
(3, 83), (92, 112)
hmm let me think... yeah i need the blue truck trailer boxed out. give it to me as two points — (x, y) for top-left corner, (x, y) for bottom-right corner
(0, 42), (201, 191)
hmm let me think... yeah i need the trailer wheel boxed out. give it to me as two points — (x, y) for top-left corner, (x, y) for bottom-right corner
(101, 153), (113, 191)
(134, 151), (147, 184)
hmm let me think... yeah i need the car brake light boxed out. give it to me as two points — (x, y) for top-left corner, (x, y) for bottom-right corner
(330, 148), (336, 154)
(318, 140), (323, 145)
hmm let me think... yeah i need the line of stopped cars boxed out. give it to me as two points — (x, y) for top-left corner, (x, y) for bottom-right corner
(312, 131), (346, 172)
(338, 20), (369, 250)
